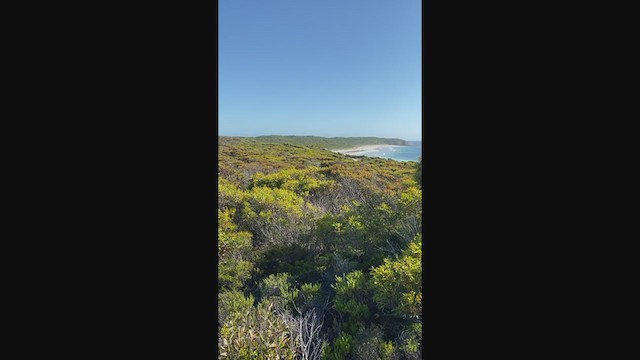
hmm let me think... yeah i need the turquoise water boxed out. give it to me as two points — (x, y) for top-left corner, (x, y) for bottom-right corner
(356, 141), (422, 162)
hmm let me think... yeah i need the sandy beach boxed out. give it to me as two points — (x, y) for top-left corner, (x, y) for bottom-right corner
(332, 144), (407, 156)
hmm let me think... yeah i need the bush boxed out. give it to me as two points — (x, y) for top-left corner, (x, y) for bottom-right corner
(379, 340), (396, 360)
(323, 332), (352, 360)
(254, 244), (321, 285)
(397, 323), (422, 359)
(218, 290), (254, 327)
(241, 186), (319, 247)
(252, 167), (334, 197)
(218, 209), (253, 290)
(351, 325), (393, 360)
(332, 270), (374, 333)
(413, 156), (422, 187)
(258, 273), (300, 312)
(219, 301), (295, 360)
(370, 234), (422, 319)
(299, 282), (322, 311)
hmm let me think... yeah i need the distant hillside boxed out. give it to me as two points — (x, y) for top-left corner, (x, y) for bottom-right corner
(250, 135), (408, 150)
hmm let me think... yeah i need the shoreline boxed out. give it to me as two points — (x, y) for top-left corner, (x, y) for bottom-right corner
(331, 144), (407, 156)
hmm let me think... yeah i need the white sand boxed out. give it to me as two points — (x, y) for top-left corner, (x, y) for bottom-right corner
(332, 144), (406, 156)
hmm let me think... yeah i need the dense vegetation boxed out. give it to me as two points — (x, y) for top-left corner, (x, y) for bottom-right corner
(218, 136), (422, 359)
(253, 135), (408, 149)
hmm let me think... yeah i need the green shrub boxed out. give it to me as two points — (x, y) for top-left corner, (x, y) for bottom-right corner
(351, 325), (394, 360)
(299, 282), (322, 310)
(241, 186), (319, 247)
(323, 332), (352, 360)
(218, 290), (254, 327)
(218, 209), (254, 290)
(379, 340), (395, 360)
(258, 273), (300, 311)
(333, 270), (373, 333)
(370, 234), (422, 319)
(219, 301), (294, 360)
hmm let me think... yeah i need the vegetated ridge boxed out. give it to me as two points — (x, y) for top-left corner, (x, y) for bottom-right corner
(252, 135), (409, 150)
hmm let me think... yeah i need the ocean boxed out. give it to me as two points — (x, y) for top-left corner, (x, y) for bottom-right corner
(354, 141), (422, 162)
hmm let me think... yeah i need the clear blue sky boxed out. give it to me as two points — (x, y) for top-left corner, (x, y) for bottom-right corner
(219, 0), (422, 141)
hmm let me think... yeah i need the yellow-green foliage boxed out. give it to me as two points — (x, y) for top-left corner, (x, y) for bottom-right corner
(219, 176), (321, 247)
(218, 137), (416, 194)
(218, 209), (253, 290)
(219, 301), (295, 360)
(243, 186), (309, 219)
(332, 270), (373, 333)
(379, 340), (395, 360)
(218, 209), (252, 258)
(241, 186), (319, 246)
(218, 137), (422, 359)
(323, 332), (353, 360)
(370, 233), (422, 319)
(252, 167), (335, 196)
(218, 290), (254, 325)
(219, 178), (245, 210)
(414, 156), (422, 187)
(300, 282), (321, 300)
(258, 273), (299, 311)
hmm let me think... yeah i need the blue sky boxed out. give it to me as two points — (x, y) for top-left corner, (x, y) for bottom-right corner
(218, 0), (422, 141)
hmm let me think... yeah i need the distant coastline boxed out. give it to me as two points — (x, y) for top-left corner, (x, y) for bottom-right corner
(332, 142), (421, 162)
(332, 144), (407, 156)
(218, 135), (421, 162)
(251, 135), (408, 149)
